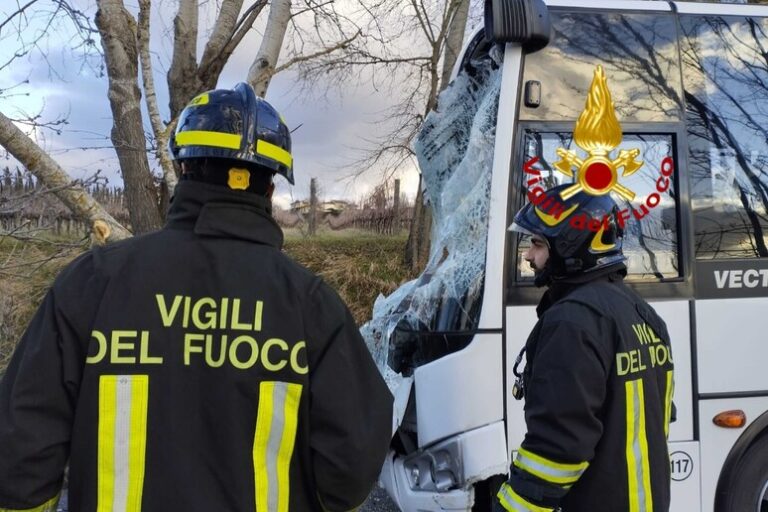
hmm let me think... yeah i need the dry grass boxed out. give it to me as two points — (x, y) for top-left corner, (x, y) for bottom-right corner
(0, 231), (411, 375)
(284, 231), (413, 325)
(0, 238), (86, 374)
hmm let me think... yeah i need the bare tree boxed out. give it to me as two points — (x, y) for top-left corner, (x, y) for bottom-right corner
(1, 0), (367, 239)
(291, 0), (474, 272)
(346, 0), (473, 272)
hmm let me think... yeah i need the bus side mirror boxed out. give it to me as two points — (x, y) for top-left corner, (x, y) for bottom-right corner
(484, 0), (551, 53)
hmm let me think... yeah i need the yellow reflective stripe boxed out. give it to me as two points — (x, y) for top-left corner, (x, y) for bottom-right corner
(514, 447), (588, 485)
(97, 375), (148, 512)
(254, 382), (303, 512)
(98, 376), (117, 512)
(256, 139), (292, 168)
(638, 382), (654, 512)
(277, 383), (302, 512)
(626, 379), (653, 512)
(188, 93), (209, 106)
(0, 494), (59, 512)
(664, 370), (674, 438)
(254, 381), (275, 512)
(126, 377), (148, 512)
(496, 483), (554, 512)
(176, 130), (242, 150)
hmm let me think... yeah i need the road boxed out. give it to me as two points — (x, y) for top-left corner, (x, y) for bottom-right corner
(361, 487), (400, 512)
(57, 486), (400, 511)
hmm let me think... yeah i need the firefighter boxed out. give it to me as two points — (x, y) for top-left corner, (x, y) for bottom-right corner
(495, 184), (674, 512)
(0, 83), (393, 512)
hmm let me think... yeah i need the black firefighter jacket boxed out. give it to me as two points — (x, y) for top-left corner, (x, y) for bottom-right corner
(497, 271), (674, 512)
(0, 181), (394, 512)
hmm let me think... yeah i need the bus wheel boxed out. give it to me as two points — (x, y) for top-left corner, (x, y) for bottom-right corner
(719, 435), (768, 512)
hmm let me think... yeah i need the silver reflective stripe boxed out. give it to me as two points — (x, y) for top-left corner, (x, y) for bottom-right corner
(267, 383), (289, 511)
(514, 449), (586, 485)
(112, 377), (132, 512)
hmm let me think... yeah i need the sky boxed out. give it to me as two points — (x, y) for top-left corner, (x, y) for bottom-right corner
(0, 0), (473, 209)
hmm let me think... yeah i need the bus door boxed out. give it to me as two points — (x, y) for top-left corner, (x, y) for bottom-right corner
(503, 4), (699, 510)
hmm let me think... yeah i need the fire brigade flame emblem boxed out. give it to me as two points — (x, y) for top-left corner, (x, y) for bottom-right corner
(554, 65), (642, 201)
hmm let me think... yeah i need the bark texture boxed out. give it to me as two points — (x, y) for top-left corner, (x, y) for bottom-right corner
(167, 0), (200, 118)
(138, 0), (178, 196)
(96, 0), (163, 234)
(247, 0), (292, 97)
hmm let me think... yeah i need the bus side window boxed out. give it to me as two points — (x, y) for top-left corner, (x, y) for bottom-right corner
(515, 132), (681, 283)
(681, 15), (768, 259)
(521, 10), (682, 123)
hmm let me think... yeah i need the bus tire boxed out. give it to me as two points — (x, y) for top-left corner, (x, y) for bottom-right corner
(717, 434), (768, 512)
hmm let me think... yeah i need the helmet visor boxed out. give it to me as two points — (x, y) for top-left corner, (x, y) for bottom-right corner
(508, 220), (536, 235)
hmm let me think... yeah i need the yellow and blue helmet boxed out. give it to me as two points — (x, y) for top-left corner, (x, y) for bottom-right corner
(169, 82), (294, 184)
(509, 183), (626, 278)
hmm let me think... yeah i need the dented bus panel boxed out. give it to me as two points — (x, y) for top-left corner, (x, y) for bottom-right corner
(374, 1), (768, 511)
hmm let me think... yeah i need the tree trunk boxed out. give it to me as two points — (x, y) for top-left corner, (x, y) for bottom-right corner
(405, 177), (432, 273)
(247, 0), (292, 97)
(440, 0), (470, 88)
(138, 0), (178, 196)
(404, 0), (470, 273)
(0, 111), (131, 243)
(96, 0), (163, 234)
(308, 177), (318, 236)
(393, 178), (401, 233)
(167, 0), (201, 119)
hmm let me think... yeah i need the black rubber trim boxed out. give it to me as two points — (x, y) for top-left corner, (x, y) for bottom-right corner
(689, 301), (700, 441)
(700, 391), (768, 400)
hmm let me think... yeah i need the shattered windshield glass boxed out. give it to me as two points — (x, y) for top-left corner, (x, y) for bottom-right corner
(361, 50), (502, 388)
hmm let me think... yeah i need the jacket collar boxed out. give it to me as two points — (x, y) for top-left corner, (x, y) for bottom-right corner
(536, 264), (627, 317)
(165, 181), (284, 249)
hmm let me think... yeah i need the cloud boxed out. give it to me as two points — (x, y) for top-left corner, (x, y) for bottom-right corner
(0, 0), (426, 203)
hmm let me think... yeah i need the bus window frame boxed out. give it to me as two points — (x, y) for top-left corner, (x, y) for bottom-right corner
(504, 121), (695, 305)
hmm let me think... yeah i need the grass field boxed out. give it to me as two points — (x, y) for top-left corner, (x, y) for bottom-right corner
(0, 229), (412, 374)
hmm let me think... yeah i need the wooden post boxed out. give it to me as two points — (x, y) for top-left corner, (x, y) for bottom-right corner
(309, 178), (318, 236)
(393, 178), (401, 234)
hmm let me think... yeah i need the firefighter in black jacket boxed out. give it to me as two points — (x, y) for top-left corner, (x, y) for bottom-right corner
(495, 184), (674, 512)
(0, 83), (393, 512)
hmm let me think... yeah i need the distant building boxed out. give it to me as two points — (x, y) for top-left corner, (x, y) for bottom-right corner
(290, 199), (356, 217)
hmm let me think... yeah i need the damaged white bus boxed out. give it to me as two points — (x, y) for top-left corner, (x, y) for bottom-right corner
(363, 0), (768, 510)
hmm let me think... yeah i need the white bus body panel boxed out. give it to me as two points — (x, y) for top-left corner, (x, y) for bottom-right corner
(696, 298), (768, 394)
(504, 305), (538, 451)
(669, 441), (702, 511)
(415, 333), (503, 447)
(547, 0), (670, 11)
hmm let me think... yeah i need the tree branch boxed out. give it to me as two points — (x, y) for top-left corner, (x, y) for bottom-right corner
(248, 0), (292, 97)
(0, 110), (131, 242)
(137, 0), (178, 194)
(275, 30), (361, 74)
